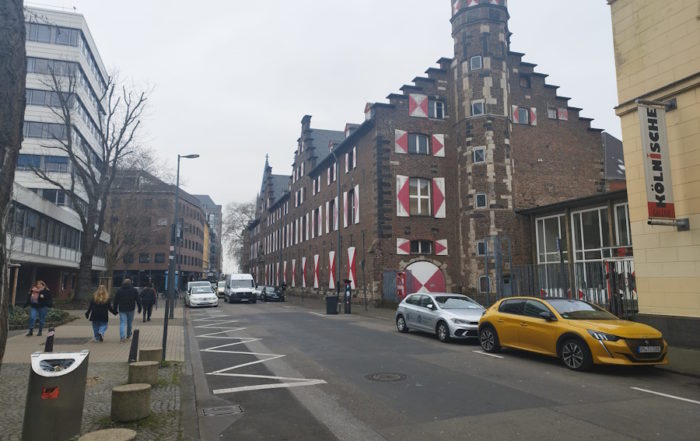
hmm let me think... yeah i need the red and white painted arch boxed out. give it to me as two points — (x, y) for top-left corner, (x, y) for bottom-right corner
(405, 261), (446, 294)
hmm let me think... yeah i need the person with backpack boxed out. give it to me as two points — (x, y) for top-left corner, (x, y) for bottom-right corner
(139, 282), (157, 322)
(112, 278), (142, 342)
(85, 285), (112, 342)
(24, 280), (52, 336)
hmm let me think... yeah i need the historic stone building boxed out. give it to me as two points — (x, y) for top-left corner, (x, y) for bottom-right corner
(247, 0), (609, 303)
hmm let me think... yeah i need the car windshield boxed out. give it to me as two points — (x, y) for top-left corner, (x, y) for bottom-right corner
(547, 299), (618, 320)
(434, 296), (482, 310)
(190, 282), (210, 288)
(192, 287), (213, 294)
(230, 280), (254, 288)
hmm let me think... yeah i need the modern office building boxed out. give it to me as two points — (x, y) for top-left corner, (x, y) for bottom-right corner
(608, 0), (700, 346)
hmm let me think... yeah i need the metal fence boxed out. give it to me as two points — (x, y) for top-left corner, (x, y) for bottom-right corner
(508, 259), (638, 319)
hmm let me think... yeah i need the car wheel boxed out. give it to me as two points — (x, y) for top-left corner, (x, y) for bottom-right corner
(396, 315), (409, 333)
(479, 325), (501, 353)
(437, 321), (450, 343)
(561, 338), (593, 371)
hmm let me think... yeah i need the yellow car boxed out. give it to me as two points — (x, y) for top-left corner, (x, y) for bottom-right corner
(478, 297), (668, 371)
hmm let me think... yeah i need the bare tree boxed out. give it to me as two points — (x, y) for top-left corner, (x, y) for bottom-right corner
(30, 68), (147, 299)
(222, 200), (256, 272)
(0, 0), (26, 367)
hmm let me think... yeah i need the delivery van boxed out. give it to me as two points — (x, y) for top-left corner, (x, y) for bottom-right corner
(223, 273), (256, 304)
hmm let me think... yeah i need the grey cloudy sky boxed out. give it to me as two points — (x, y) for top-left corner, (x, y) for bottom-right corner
(32, 0), (619, 206)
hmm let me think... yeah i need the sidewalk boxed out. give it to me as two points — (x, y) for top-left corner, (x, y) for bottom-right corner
(0, 301), (185, 441)
(284, 294), (700, 378)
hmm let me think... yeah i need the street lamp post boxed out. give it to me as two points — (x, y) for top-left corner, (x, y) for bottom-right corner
(162, 153), (199, 362)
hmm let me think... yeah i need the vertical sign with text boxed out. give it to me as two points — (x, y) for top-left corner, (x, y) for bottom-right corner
(638, 104), (675, 220)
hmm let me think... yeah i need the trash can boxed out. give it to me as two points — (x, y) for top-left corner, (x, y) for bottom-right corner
(23, 350), (90, 441)
(325, 296), (338, 315)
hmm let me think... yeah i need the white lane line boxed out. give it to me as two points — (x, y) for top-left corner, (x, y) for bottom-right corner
(631, 387), (700, 405)
(213, 379), (327, 395)
(473, 350), (504, 359)
(309, 312), (327, 318)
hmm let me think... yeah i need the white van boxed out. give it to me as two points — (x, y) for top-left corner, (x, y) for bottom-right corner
(223, 273), (256, 304)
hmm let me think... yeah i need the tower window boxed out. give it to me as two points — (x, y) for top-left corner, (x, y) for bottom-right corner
(429, 100), (445, 119)
(473, 147), (486, 164)
(475, 193), (488, 209)
(477, 241), (488, 256)
(410, 240), (433, 255)
(408, 134), (430, 155)
(409, 178), (431, 216)
(547, 107), (558, 119)
(471, 100), (485, 116)
(519, 75), (531, 89)
(470, 55), (482, 71)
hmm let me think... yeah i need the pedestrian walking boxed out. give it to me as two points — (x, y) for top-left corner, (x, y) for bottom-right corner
(112, 278), (142, 342)
(85, 285), (112, 342)
(24, 280), (52, 336)
(139, 282), (156, 322)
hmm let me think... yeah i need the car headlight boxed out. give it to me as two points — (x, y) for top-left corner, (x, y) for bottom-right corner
(587, 329), (621, 342)
(451, 318), (470, 325)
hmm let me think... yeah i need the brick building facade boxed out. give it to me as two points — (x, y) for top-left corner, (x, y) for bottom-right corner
(246, 0), (608, 303)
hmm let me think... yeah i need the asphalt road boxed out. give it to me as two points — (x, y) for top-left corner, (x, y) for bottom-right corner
(187, 301), (700, 441)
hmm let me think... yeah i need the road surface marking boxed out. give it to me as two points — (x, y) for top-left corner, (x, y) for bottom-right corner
(473, 350), (504, 359)
(309, 312), (328, 318)
(631, 387), (700, 405)
(213, 379), (327, 395)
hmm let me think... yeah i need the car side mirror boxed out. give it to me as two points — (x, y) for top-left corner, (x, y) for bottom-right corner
(427, 304), (436, 310)
(539, 311), (557, 321)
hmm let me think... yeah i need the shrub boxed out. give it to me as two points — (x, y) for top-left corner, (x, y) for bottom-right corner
(9, 307), (72, 329)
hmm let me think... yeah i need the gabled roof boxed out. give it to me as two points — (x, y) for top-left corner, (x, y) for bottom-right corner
(306, 128), (345, 163)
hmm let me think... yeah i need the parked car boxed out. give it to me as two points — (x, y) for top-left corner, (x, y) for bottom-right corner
(263, 286), (285, 302)
(395, 293), (484, 343)
(223, 273), (257, 303)
(216, 282), (226, 298)
(185, 285), (219, 308)
(478, 297), (669, 371)
(187, 281), (212, 294)
(253, 285), (264, 300)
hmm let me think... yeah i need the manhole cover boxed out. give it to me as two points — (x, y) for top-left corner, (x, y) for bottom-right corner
(53, 337), (91, 345)
(201, 405), (244, 417)
(365, 372), (407, 382)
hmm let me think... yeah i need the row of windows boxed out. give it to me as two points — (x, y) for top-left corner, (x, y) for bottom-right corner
(27, 57), (102, 113)
(23, 121), (104, 170)
(17, 154), (69, 173)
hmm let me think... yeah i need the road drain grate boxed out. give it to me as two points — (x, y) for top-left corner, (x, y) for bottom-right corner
(200, 405), (244, 417)
(365, 372), (407, 382)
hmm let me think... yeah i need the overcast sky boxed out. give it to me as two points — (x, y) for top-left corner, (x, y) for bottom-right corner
(30, 0), (619, 270)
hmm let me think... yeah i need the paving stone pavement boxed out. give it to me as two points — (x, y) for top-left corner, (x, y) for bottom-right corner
(0, 301), (186, 440)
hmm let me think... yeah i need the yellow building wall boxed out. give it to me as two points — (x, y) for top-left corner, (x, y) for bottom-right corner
(610, 0), (700, 318)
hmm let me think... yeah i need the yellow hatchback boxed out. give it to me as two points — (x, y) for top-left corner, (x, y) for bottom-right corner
(478, 297), (668, 371)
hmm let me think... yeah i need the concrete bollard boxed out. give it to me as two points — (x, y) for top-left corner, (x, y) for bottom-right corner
(128, 361), (160, 385)
(111, 383), (151, 422)
(138, 347), (162, 363)
(78, 428), (137, 441)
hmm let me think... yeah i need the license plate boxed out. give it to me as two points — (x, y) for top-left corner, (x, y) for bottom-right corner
(638, 346), (661, 353)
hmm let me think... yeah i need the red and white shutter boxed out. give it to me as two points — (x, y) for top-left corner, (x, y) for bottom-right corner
(432, 134), (445, 157)
(511, 105), (520, 124)
(310, 211), (315, 239)
(345, 153), (349, 173)
(283, 260), (287, 285)
(301, 257), (307, 288)
(409, 94), (428, 118)
(291, 259), (296, 287)
(432, 177), (446, 218)
(435, 239), (448, 256)
(352, 146), (357, 168)
(396, 175), (410, 217)
(395, 130), (408, 154)
(333, 196), (339, 230)
(325, 201), (330, 234)
(354, 184), (360, 224)
(467, 0), (479, 6)
(530, 107), (537, 126)
(328, 251), (336, 289)
(397, 238), (411, 255)
(305, 212), (310, 240)
(327, 167), (331, 185)
(343, 191), (348, 228)
(318, 206), (323, 236)
(347, 247), (357, 290)
(313, 254), (320, 289)
(276, 262), (280, 285)
(557, 108), (568, 120)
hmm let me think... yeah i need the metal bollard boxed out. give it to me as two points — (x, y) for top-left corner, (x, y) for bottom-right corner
(128, 329), (140, 363)
(43, 327), (55, 352)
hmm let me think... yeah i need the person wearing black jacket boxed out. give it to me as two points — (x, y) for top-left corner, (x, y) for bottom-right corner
(85, 285), (112, 342)
(24, 280), (52, 336)
(139, 283), (156, 322)
(112, 278), (141, 342)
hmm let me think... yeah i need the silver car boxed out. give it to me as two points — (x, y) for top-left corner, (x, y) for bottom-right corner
(395, 293), (485, 343)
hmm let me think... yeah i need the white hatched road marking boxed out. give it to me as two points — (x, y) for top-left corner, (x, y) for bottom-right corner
(196, 312), (326, 395)
(631, 387), (700, 405)
(309, 312), (328, 318)
(473, 350), (504, 359)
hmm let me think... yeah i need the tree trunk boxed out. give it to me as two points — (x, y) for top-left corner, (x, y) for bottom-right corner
(0, 0), (26, 368)
(76, 252), (94, 300)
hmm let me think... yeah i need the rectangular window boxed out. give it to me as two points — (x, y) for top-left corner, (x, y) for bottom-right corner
(123, 254), (134, 264)
(470, 55), (482, 71)
(517, 107), (530, 124)
(408, 134), (430, 155)
(138, 253), (150, 263)
(536, 215), (567, 264)
(429, 100), (445, 119)
(471, 100), (485, 116)
(475, 193), (487, 209)
(409, 178), (431, 216)
(476, 241), (487, 256)
(17, 154), (41, 170)
(410, 240), (432, 254)
(44, 156), (69, 173)
(519, 75), (531, 89)
(472, 147), (485, 164)
(547, 107), (557, 119)
(615, 203), (631, 247)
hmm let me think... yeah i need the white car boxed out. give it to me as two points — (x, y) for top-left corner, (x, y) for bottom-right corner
(187, 281), (212, 294)
(185, 285), (219, 308)
(395, 293), (485, 343)
(217, 281), (226, 298)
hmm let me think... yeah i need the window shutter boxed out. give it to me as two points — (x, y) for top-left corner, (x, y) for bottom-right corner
(334, 196), (339, 230)
(318, 206), (323, 236)
(557, 108), (568, 120)
(301, 257), (307, 288)
(313, 254), (320, 289)
(432, 134), (445, 157)
(345, 153), (349, 173)
(352, 146), (357, 169)
(354, 184), (360, 224)
(283, 261), (287, 285)
(530, 107), (537, 126)
(409, 94), (428, 118)
(310, 211), (315, 239)
(343, 191), (348, 228)
(435, 239), (448, 256)
(325, 201), (330, 234)
(395, 129), (408, 154)
(291, 259), (296, 287)
(396, 175), (410, 217)
(327, 167), (331, 186)
(511, 105), (520, 124)
(347, 247), (357, 289)
(305, 212), (310, 240)
(432, 177), (446, 218)
(396, 238), (410, 255)
(328, 251), (336, 289)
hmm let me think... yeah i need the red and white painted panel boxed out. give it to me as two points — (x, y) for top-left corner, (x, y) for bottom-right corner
(432, 177), (446, 218)
(291, 259), (296, 288)
(313, 254), (320, 289)
(396, 175), (410, 217)
(328, 251), (336, 289)
(347, 247), (357, 290)
(395, 130), (408, 154)
(432, 134), (445, 157)
(405, 261), (446, 294)
(396, 238), (411, 255)
(301, 257), (307, 288)
(408, 94), (428, 118)
(435, 239), (448, 256)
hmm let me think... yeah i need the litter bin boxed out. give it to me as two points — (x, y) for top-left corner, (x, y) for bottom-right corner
(325, 296), (338, 315)
(23, 350), (90, 441)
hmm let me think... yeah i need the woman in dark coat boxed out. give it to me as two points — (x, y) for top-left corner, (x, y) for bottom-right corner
(25, 280), (52, 336)
(139, 283), (156, 322)
(85, 285), (111, 342)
